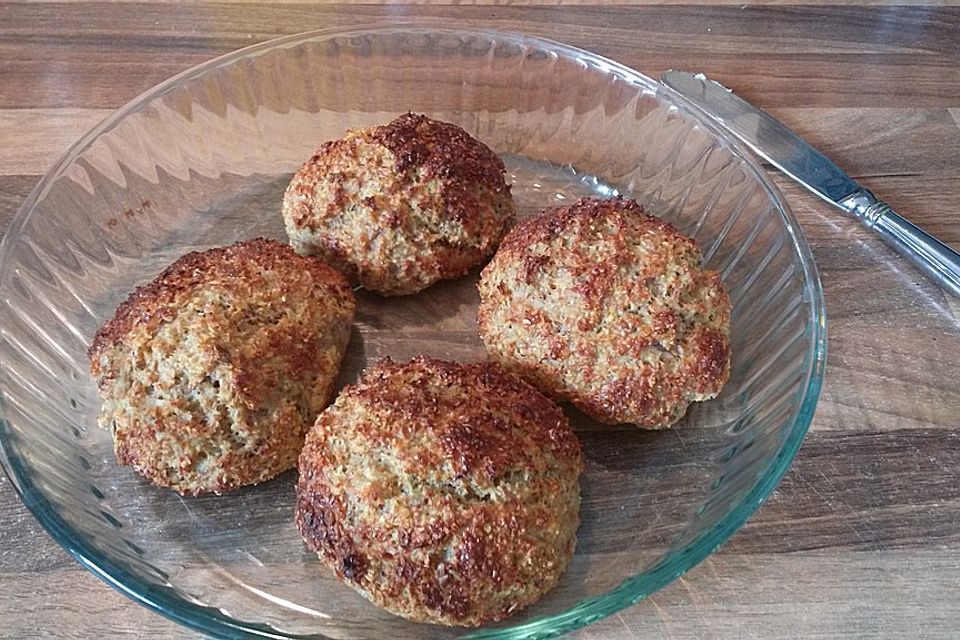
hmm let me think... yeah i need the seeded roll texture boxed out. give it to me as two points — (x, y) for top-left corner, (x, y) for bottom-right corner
(282, 113), (515, 295)
(296, 356), (582, 626)
(478, 197), (731, 429)
(89, 238), (356, 495)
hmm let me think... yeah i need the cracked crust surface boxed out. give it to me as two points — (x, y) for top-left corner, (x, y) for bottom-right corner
(282, 113), (515, 296)
(89, 238), (356, 495)
(296, 356), (582, 626)
(477, 197), (731, 429)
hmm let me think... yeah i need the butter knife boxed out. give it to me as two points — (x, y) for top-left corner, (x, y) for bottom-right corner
(661, 70), (960, 299)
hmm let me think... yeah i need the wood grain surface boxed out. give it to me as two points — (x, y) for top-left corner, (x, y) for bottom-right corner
(2, 3), (960, 639)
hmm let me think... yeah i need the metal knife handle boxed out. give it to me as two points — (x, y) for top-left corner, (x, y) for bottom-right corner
(841, 188), (960, 298)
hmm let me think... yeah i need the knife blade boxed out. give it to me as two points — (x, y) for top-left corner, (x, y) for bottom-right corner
(661, 70), (960, 299)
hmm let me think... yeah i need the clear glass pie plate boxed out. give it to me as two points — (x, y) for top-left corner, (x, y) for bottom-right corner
(0, 26), (826, 639)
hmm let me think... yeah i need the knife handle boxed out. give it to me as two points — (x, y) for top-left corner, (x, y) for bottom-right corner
(841, 188), (960, 298)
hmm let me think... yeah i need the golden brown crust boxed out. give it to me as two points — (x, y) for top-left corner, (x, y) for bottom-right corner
(370, 113), (508, 212)
(477, 197), (731, 429)
(296, 356), (582, 626)
(89, 238), (356, 495)
(282, 113), (515, 296)
(89, 238), (353, 364)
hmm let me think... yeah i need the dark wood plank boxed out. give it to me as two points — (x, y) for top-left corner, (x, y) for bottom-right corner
(1, 4), (958, 108)
(766, 109), (960, 179)
(725, 429), (960, 554)
(0, 109), (110, 175)
(4, 106), (958, 178)
(0, 174), (37, 242)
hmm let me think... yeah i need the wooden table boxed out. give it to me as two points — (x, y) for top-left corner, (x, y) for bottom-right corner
(2, 3), (959, 638)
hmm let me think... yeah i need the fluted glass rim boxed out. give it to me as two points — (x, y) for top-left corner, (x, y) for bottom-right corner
(0, 24), (827, 639)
